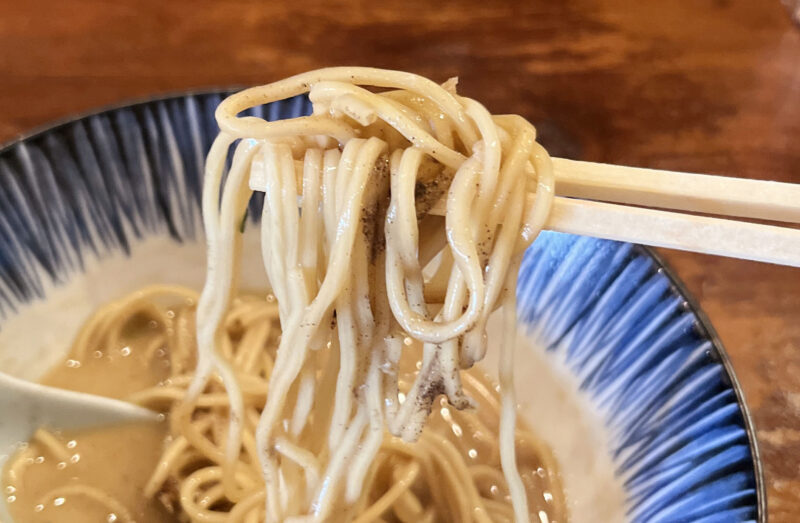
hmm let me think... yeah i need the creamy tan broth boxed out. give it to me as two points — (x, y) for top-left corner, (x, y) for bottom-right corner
(4, 316), (176, 522)
(3, 291), (565, 522)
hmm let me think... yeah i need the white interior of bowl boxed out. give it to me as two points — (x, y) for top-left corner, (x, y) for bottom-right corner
(0, 232), (626, 522)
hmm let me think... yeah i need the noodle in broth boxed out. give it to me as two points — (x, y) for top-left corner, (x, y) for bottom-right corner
(4, 286), (565, 522)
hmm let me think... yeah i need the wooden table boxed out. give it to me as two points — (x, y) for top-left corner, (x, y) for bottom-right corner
(1, 0), (798, 519)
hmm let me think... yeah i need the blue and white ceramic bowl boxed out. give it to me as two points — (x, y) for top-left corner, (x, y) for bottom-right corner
(0, 92), (764, 522)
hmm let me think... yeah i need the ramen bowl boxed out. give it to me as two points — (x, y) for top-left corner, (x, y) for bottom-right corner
(0, 92), (764, 522)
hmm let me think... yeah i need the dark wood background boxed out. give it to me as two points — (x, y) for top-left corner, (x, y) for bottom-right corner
(1, 0), (798, 519)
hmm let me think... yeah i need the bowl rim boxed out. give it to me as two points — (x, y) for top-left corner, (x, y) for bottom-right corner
(0, 89), (767, 522)
(639, 245), (766, 521)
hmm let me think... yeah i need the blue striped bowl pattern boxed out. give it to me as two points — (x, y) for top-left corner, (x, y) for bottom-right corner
(0, 92), (764, 522)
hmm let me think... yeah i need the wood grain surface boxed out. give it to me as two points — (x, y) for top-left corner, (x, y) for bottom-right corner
(1, 0), (798, 520)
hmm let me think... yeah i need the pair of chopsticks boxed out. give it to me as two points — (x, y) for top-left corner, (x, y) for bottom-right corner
(249, 157), (800, 268)
(427, 158), (800, 268)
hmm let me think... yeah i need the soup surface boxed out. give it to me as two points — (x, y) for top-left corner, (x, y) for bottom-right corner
(3, 289), (566, 522)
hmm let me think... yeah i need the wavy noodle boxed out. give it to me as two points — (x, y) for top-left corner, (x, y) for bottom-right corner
(36, 485), (134, 522)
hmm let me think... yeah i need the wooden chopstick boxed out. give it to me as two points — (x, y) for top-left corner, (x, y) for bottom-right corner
(426, 195), (800, 267)
(249, 157), (800, 267)
(553, 158), (800, 224)
(547, 197), (800, 267)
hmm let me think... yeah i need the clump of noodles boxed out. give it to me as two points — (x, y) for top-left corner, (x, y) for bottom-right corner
(174, 67), (554, 521)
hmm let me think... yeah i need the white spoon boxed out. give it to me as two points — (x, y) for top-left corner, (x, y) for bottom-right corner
(0, 370), (160, 521)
